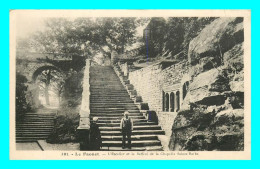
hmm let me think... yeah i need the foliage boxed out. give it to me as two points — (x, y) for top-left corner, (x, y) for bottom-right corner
(46, 68), (84, 143)
(16, 73), (30, 121)
(30, 17), (146, 59)
(47, 112), (80, 143)
(21, 17), (217, 61)
(144, 17), (217, 58)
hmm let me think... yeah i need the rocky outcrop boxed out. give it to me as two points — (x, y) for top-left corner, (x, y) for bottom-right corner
(188, 17), (244, 75)
(169, 17), (244, 151)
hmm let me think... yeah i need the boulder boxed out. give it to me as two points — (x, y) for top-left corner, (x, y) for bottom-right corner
(169, 108), (244, 151)
(182, 68), (230, 109)
(188, 17), (244, 69)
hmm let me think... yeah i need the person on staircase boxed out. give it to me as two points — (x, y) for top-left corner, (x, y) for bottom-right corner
(120, 111), (134, 149)
(89, 117), (102, 150)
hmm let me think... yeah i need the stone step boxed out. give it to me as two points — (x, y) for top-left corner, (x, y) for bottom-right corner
(21, 116), (55, 119)
(90, 85), (123, 87)
(90, 103), (137, 106)
(90, 107), (139, 110)
(90, 92), (129, 95)
(100, 146), (163, 151)
(97, 122), (157, 127)
(16, 125), (54, 128)
(90, 100), (134, 103)
(87, 66), (165, 151)
(90, 106), (138, 109)
(96, 119), (148, 123)
(91, 95), (130, 98)
(16, 133), (51, 136)
(90, 82), (121, 84)
(91, 116), (145, 120)
(90, 84), (123, 86)
(90, 101), (134, 104)
(16, 132), (52, 136)
(16, 127), (53, 130)
(91, 107), (139, 109)
(101, 130), (165, 136)
(90, 94), (130, 97)
(16, 137), (48, 142)
(90, 82), (122, 84)
(90, 110), (140, 114)
(25, 112), (56, 115)
(90, 89), (127, 92)
(23, 115), (55, 117)
(90, 113), (142, 117)
(90, 111), (140, 114)
(102, 140), (161, 147)
(18, 120), (55, 123)
(16, 121), (54, 124)
(99, 125), (162, 131)
(101, 135), (158, 141)
(90, 98), (133, 102)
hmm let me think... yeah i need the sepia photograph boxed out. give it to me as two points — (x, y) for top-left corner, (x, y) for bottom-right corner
(9, 10), (251, 160)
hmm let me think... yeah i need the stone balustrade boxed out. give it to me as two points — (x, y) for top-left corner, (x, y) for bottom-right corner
(78, 59), (91, 130)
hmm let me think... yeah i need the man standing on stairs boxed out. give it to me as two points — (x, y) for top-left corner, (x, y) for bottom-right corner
(120, 111), (133, 149)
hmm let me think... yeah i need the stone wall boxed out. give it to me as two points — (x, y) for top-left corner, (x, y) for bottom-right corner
(169, 17), (245, 151)
(128, 61), (189, 136)
(128, 17), (244, 151)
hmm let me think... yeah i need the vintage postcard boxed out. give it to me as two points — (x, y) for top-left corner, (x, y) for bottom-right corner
(10, 10), (251, 160)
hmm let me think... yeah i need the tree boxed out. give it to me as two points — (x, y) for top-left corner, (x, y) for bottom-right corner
(97, 18), (137, 54)
(36, 68), (64, 106)
(30, 17), (142, 59)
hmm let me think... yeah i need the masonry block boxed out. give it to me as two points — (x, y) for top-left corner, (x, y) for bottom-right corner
(128, 90), (137, 97)
(126, 84), (134, 90)
(122, 80), (130, 85)
(135, 96), (142, 103)
(137, 103), (149, 110)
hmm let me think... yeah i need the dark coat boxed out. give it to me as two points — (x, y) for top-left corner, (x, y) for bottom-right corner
(89, 123), (102, 150)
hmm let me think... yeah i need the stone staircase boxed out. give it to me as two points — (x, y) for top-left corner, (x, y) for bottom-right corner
(16, 109), (56, 143)
(90, 65), (165, 151)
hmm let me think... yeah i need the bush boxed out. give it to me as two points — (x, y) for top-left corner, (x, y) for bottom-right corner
(47, 112), (80, 143)
(16, 73), (31, 121)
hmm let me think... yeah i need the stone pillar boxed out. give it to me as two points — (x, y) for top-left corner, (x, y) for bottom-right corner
(77, 59), (91, 150)
(169, 92), (171, 112)
(123, 62), (129, 77)
(175, 91), (180, 112)
(111, 50), (118, 65)
(174, 91), (177, 112)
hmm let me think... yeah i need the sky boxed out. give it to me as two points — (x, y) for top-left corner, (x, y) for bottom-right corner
(15, 13), (147, 39)
(16, 14), (46, 39)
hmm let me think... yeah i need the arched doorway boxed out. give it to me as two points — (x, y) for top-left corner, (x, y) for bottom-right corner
(33, 67), (65, 108)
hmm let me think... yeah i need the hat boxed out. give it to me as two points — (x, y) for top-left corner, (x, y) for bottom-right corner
(124, 111), (129, 115)
(93, 117), (99, 122)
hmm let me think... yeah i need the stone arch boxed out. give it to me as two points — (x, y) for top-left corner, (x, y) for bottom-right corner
(31, 64), (65, 107)
(176, 91), (180, 112)
(170, 92), (175, 112)
(32, 65), (64, 82)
